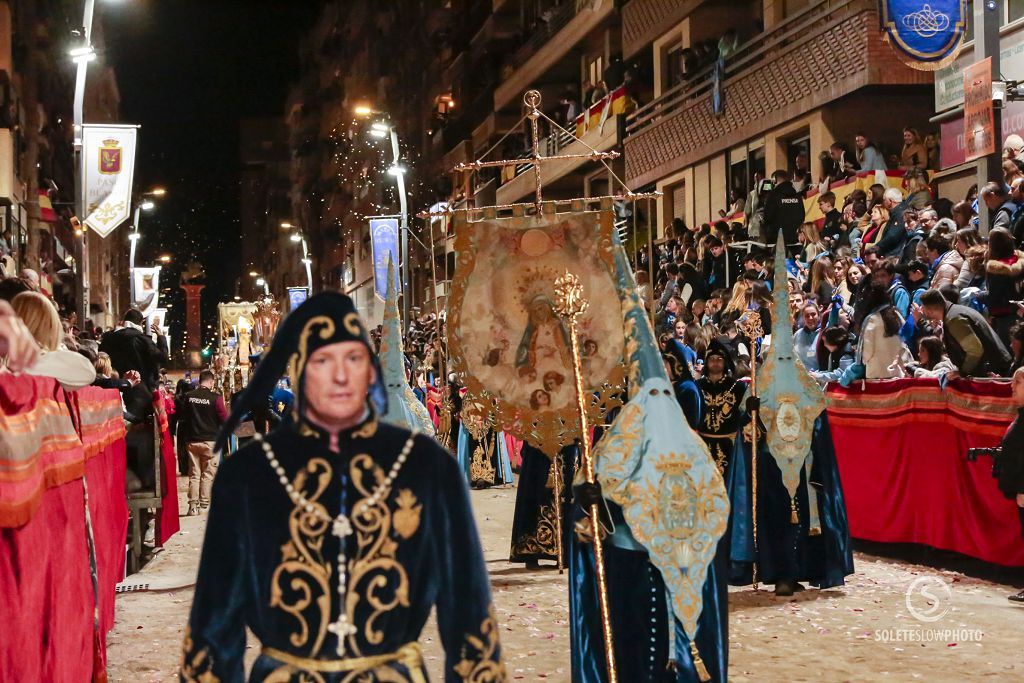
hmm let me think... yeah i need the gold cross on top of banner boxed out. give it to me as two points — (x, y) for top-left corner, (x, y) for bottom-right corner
(419, 90), (659, 218)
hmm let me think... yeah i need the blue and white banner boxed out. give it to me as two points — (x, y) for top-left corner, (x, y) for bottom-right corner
(287, 286), (309, 312)
(369, 216), (400, 301)
(881, 1), (967, 70)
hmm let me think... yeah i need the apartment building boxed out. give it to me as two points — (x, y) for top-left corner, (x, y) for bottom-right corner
(284, 0), (445, 325)
(0, 1), (128, 326)
(620, 0), (934, 236)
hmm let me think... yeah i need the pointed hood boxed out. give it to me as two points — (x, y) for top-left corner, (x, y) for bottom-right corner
(214, 291), (386, 452)
(593, 224), (729, 645)
(757, 232), (827, 499)
(380, 257), (435, 434)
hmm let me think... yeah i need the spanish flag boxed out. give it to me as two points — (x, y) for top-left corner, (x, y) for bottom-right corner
(38, 190), (58, 223)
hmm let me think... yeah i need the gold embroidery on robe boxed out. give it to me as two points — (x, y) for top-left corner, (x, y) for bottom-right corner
(510, 459), (564, 558)
(700, 386), (739, 433)
(346, 453), (412, 654)
(263, 667), (327, 683)
(453, 605), (506, 682)
(510, 501), (558, 558)
(469, 436), (496, 484)
(393, 489), (422, 540)
(180, 626), (220, 683)
(271, 458), (334, 655)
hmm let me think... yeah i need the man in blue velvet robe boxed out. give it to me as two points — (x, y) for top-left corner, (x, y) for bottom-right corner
(181, 292), (504, 682)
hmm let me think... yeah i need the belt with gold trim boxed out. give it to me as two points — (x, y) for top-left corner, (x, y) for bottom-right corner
(697, 431), (737, 439)
(262, 642), (425, 682)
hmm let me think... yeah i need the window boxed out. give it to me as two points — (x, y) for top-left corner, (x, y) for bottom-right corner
(666, 181), (686, 225)
(663, 43), (683, 91)
(786, 134), (811, 176)
(1009, 0), (1024, 24)
(587, 54), (604, 90)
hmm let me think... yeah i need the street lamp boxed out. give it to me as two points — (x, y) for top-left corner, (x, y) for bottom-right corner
(128, 187), (166, 302)
(158, 254), (171, 263)
(354, 104), (410, 325)
(252, 272), (270, 297)
(287, 231), (314, 295)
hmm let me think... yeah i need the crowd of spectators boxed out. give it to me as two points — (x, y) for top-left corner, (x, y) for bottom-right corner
(645, 144), (1024, 391)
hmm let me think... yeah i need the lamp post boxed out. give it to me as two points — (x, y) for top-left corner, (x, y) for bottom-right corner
(128, 188), (165, 302)
(290, 231), (314, 295)
(356, 105), (410, 326)
(71, 0), (97, 325)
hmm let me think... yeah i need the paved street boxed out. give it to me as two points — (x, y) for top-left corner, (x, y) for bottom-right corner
(107, 477), (1024, 682)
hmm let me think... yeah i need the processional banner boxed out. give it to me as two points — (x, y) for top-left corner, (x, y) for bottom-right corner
(448, 202), (625, 455)
(369, 217), (400, 301)
(131, 266), (160, 318)
(82, 124), (139, 237)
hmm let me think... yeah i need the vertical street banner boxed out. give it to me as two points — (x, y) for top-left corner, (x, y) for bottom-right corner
(287, 286), (309, 311)
(132, 266), (161, 318)
(881, 1), (967, 71)
(148, 307), (168, 336)
(369, 216), (400, 300)
(964, 58), (996, 162)
(82, 124), (139, 237)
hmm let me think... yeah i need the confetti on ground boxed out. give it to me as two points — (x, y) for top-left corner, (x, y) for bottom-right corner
(106, 478), (1024, 682)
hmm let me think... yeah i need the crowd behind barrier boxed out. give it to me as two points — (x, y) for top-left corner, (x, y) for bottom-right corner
(0, 374), (130, 680)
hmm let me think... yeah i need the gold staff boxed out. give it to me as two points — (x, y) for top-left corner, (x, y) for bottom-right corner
(554, 271), (617, 683)
(551, 448), (564, 574)
(737, 311), (764, 591)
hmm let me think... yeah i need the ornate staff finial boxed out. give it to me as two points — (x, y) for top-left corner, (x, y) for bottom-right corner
(554, 272), (588, 320)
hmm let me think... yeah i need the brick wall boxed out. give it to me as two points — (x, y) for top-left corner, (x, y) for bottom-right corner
(623, 7), (934, 188)
(622, 0), (703, 58)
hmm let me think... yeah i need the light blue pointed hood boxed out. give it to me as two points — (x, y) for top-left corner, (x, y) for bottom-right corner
(757, 232), (826, 499)
(593, 227), (729, 643)
(380, 257), (435, 435)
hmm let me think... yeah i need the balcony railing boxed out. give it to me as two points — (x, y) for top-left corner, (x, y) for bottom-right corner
(626, 0), (864, 139)
(506, 1), (580, 71)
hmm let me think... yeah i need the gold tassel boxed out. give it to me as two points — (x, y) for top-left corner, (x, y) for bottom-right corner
(690, 642), (711, 682)
(790, 498), (799, 524)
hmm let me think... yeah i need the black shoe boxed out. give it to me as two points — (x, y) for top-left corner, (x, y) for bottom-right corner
(1009, 589), (1024, 603)
(793, 582), (807, 593)
(774, 579), (795, 597)
(525, 558), (540, 570)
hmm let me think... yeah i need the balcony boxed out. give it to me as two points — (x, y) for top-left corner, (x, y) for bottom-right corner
(496, 86), (634, 205)
(623, 0), (932, 189)
(493, 0), (616, 113)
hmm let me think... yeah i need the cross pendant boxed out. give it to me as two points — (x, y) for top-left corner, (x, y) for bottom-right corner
(332, 516), (352, 538)
(327, 615), (358, 656)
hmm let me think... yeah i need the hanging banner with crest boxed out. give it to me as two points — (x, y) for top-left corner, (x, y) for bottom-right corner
(82, 124), (139, 237)
(448, 200), (626, 456)
(880, 1), (968, 71)
(369, 216), (401, 300)
(131, 266), (161, 318)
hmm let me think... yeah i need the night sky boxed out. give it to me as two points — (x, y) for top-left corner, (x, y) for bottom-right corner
(104, 0), (319, 353)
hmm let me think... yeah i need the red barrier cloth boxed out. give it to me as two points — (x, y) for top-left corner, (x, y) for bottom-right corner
(0, 376), (128, 681)
(827, 378), (1024, 567)
(0, 374), (85, 527)
(73, 387), (128, 636)
(153, 394), (180, 544)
